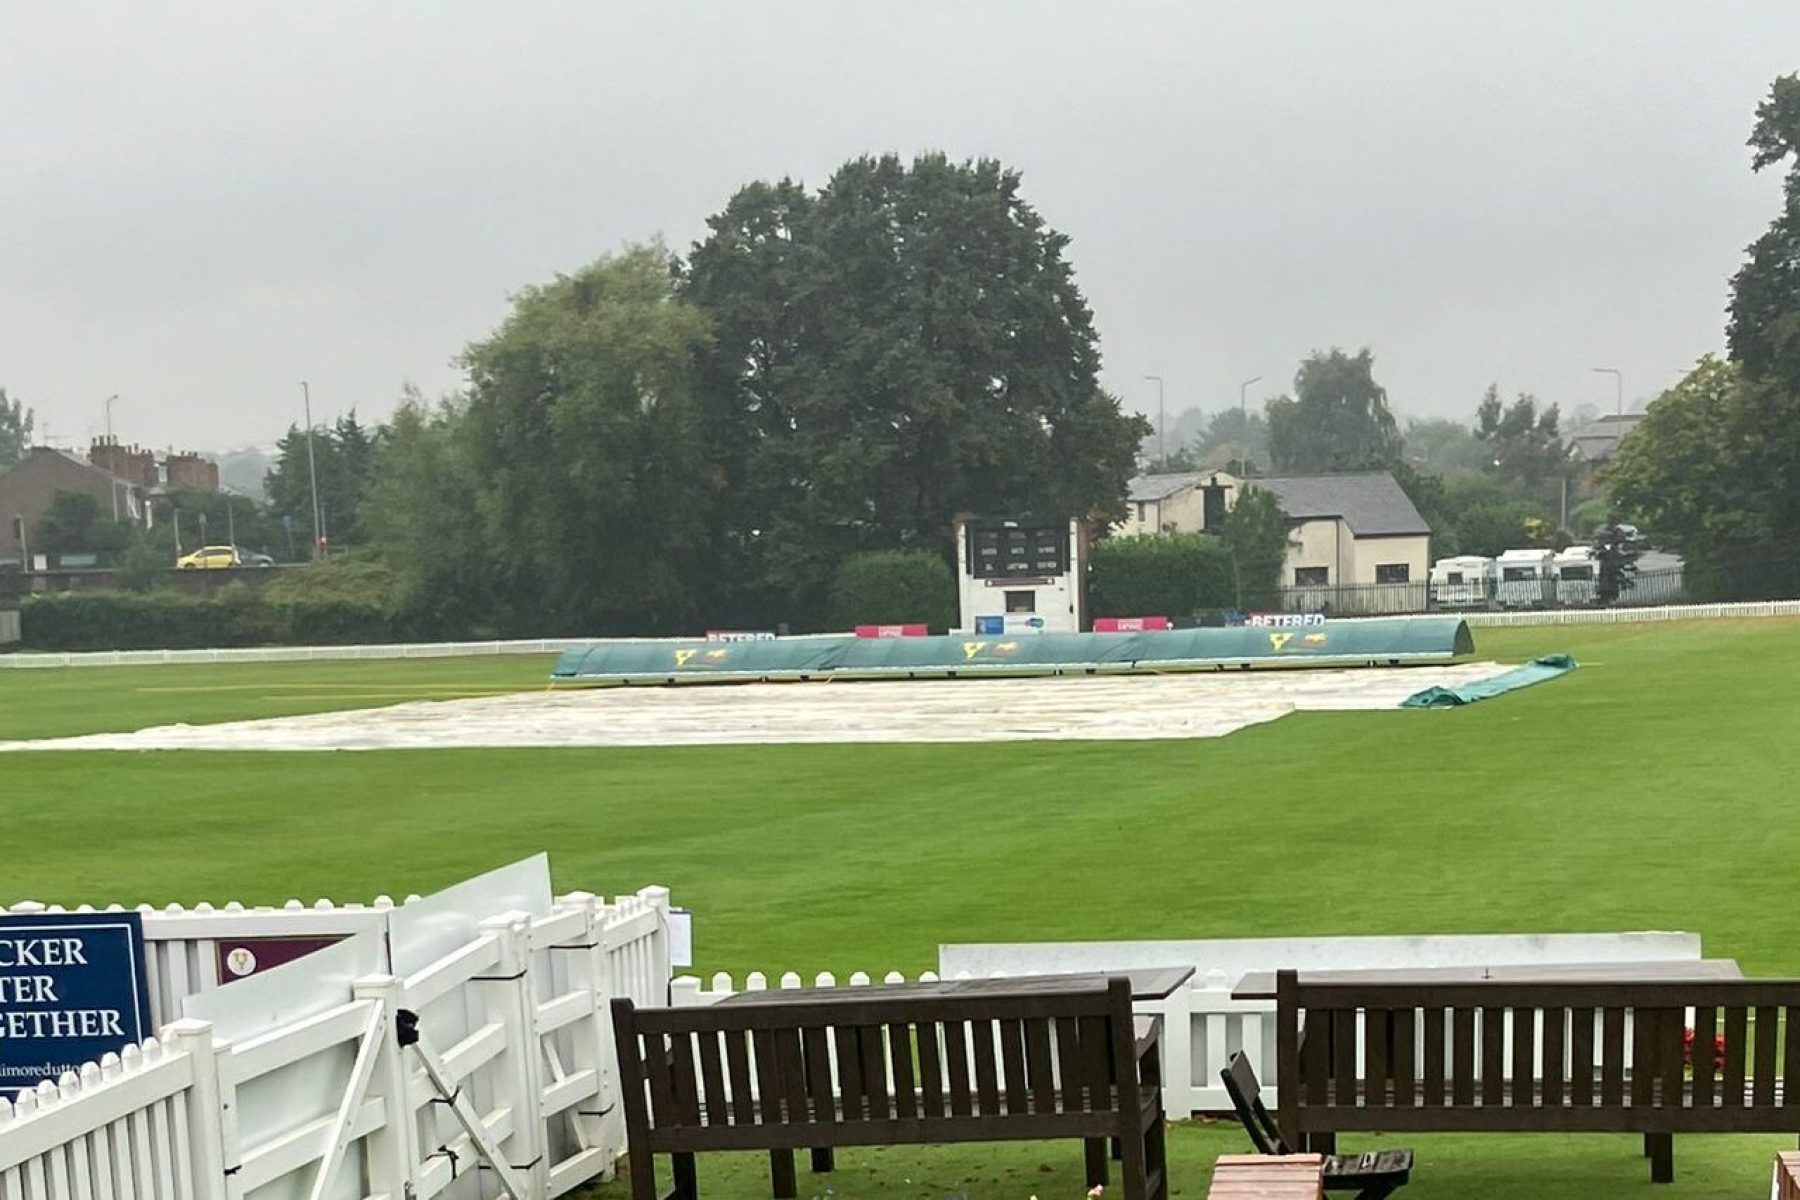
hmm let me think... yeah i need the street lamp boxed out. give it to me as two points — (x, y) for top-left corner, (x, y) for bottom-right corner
(300, 381), (324, 561)
(1239, 375), (1262, 419)
(1143, 375), (1165, 464)
(104, 394), (119, 520)
(1590, 367), (1623, 415)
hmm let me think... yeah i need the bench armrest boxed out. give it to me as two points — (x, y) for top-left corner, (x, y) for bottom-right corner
(1134, 1014), (1162, 1060)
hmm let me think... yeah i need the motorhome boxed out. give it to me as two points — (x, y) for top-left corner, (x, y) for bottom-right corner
(1428, 555), (1493, 608)
(1554, 546), (1598, 606)
(1494, 548), (1556, 608)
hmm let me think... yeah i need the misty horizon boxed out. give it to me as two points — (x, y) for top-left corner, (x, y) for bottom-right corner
(4, 2), (1796, 453)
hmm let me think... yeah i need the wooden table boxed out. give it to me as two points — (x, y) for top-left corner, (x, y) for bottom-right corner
(1775, 1151), (1800, 1200)
(1207, 1153), (1323, 1199)
(1230, 958), (1743, 1000)
(715, 966), (1196, 1006)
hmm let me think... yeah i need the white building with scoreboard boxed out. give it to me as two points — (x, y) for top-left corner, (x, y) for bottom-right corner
(953, 517), (1088, 634)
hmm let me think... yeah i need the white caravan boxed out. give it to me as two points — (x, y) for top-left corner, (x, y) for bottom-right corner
(1429, 555), (1493, 608)
(1494, 548), (1556, 608)
(1554, 546), (1598, 606)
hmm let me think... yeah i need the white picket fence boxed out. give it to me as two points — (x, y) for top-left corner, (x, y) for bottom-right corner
(0, 882), (673, 1200)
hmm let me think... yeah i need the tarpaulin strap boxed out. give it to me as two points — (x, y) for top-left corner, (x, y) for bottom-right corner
(428, 1087), (462, 1106)
(473, 969), (528, 981)
(431, 1146), (460, 1179)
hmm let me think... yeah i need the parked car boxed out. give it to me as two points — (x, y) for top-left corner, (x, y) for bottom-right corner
(177, 545), (242, 569)
(241, 550), (275, 568)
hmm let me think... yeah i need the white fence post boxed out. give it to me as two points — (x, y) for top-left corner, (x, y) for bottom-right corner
(477, 912), (549, 1195)
(166, 1019), (229, 1200)
(542, 891), (616, 1193)
(351, 974), (416, 1198)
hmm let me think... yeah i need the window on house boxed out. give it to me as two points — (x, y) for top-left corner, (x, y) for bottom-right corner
(1004, 590), (1036, 613)
(1135, 501), (1147, 523)
(1293, 566), (1329, 587)
(1375, 563), (1411, 584)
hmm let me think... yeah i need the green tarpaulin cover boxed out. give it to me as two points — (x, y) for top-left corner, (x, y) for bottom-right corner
(1400, 653), (1577, 708)
(549, 617), (1476, 685)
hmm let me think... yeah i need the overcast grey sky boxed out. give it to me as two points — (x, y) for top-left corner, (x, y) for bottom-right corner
(2, 2), (1794, 453)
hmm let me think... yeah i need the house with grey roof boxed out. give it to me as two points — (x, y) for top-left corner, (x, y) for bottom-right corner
(1118, 468), (1433, 607)
(1250, 472), (1433, 595)
(1120, 470), (1242, 537)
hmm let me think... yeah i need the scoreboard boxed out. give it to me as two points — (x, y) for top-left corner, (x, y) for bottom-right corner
(954, 517), (1087, 634)
(965, 521), (1069, 580)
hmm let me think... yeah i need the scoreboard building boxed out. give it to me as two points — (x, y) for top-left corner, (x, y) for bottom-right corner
(953, 517), (1088, 635)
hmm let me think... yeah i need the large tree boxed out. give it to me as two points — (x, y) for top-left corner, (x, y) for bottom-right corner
(1728, 74), (1800, 383)
(361, 388), (495, 636)
(0, 386), (32, 470)
(1474, 386), (1565, 494)
(684, 153), (1146, 625)
(1608, 75), (1800, 600)
(1196, 408), (1270, 475)
(1265, 348), (1402, 474)
(458, 243), (716, 634)
(1608, 356), (1798, 597)
(267, 411), (380, 551)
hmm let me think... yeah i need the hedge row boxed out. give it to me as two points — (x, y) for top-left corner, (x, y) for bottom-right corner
(19, 589), (407, 651)
(1088, 533), (1237, 618)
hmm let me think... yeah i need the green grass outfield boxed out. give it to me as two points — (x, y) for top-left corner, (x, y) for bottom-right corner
(2, 618), (1797, 1197)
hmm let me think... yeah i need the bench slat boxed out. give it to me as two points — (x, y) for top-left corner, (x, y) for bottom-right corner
(1390, 1008), (1415, 1107)
(1056, 1016), (1084, 1113)
(775, 1028), (809, 1123)
(1025, 1017), (1056, 1116)
(1481, 1006), (1504, 1107)
(860, 1024), (890, 1120)
(972, 1019), (1000, 1116)
(752, 1027), (784, 1123)
(1450, 1009), (1475, 1106)
(1754, 1007), (1780, 1109)
(635, 989), (1113, 1033)
(1600, 1007), (1625, 1107)
(833, 1024), (863, 1120)
(1421, 1007), (1444, 1108)
(999, 1018), (1029, 1115)
(647, 1034), (678, 1128)
(889, 1022), (918, 1120)
(1081, 1013), (1113, 1115)
(725, 1026), (756, 1126)
(1724, 1006), (1749, 1103)
(1540, 1007), (1565, 1108)
(945, 1020), (973, 1117)
(1510, 1006), (1535, 1106)
(918, 1020), (945, 1119)
(804, 1025), (836, 1130)
(1785, 1007), (1800, 1108)
(696, 1030), (726, 1124)
(1569, 1006), (1594, 1107)
(673, 1031), (704, 1126)
(646, 1108), (1126, 1152)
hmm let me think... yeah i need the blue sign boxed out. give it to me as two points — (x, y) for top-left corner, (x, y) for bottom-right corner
(975, 615), (1005, 635)
(0, 912), (152, 1097)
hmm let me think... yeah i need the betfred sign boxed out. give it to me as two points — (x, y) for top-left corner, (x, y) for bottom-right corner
(1246, 612), (1326, 628)
(854, 624), (929, 638)
(1092, 616), (1171, 633)
(0, 912), (153, 1098)
(704, 630), (776, 642)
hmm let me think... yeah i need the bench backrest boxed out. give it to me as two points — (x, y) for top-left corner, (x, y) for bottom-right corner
(612, 977), (1140, 1146)
(1274, 971), (1800, 1143)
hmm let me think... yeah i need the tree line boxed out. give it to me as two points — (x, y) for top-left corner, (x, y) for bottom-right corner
(12, 74), (1800, 628)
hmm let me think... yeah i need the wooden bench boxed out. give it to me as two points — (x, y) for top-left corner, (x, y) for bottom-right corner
(1272, 970), (1800, 1183)
(611, 975), (1168, 1200)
